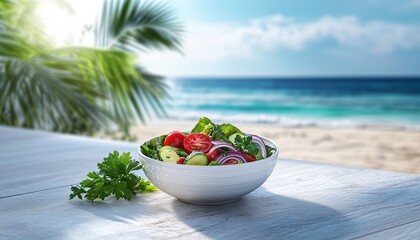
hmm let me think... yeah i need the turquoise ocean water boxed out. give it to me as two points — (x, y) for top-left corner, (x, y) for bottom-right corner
(165, 77), (420, 128)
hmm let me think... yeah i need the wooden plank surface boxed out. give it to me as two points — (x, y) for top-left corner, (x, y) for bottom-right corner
(0, 126), (419, 240)
(0, 126), (140, 198)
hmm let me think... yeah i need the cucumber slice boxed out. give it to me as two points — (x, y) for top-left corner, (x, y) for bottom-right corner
(159, 146), (181, 164)
(185, 151), (208, 165)
(228, 133), (245, 144)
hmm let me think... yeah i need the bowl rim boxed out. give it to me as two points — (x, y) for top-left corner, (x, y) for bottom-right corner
(138, 132), (279, 168)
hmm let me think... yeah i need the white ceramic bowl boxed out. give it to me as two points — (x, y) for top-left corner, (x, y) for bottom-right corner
(138, 134), (279, 205)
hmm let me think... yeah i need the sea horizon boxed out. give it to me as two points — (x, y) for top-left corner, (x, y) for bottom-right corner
(167, 75), (420, 80)
(163, 77), (420, 129)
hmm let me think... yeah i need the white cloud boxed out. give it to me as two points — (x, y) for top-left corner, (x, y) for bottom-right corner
(142, 14), (420, 75)
(192, 14), (420, 56)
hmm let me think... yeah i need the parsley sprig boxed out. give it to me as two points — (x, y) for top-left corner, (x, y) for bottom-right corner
(69, 151), (157, 202)
(234, 135), (259, 155)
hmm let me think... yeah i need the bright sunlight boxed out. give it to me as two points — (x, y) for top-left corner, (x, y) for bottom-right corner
(33, 0), (81, 45)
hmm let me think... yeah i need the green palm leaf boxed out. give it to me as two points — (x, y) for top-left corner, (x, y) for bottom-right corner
(96, 0), (183, 52)
(0, 0), (182, 138)
(0, 56), (109, 133)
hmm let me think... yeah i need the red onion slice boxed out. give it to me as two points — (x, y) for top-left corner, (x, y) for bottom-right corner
(246, 134), (267, 158)
(215, 152), (247, 165)
(208, 142), (236, 154)
(212, 140), (230, 145)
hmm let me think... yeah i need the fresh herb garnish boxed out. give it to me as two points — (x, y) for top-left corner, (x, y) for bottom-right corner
(266, 145), (276, 157)
(140, 135), (166, 160)
(209, 124), (230, 142)
(69, 151), (156, 203)
(234, 135), (259, 155)
(140, 144), (160, 160)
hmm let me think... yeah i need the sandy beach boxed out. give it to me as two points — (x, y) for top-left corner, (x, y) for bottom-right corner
(132, 120), (420, 174)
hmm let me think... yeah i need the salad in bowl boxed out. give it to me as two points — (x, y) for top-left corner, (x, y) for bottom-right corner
(140, 117), (276, 166)
(138, 117), (279, 205)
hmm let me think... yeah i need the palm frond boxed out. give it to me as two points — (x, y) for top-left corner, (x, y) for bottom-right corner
(96, 0), (183, 53)
(0, 56), (109, 133)
(0, 0), (182, 138)
(0, 0), (51, 47)
(0, 23), (38, 60)
(53, 46), (169, 134)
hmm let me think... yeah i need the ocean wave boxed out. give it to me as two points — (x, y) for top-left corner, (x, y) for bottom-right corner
(167, 89), (420, 111)
(163, 78), (420, 129)
(165, 111), (420, 130)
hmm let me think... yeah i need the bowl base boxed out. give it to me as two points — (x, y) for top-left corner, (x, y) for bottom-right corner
(177, 198), (238, 206)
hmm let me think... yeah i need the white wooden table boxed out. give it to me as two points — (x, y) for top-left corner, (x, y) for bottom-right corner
(0, 126), (419, 240)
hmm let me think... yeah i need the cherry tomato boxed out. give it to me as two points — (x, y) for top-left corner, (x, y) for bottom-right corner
(241, 152), (257, 162)
(206, 149), (219, 163)
(183, 133), (212, 154)
(177, 157), (186, 164)
(164, 131), (185, 149)
(223, 159), (239, 165)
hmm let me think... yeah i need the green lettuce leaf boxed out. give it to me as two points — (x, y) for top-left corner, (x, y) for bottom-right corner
(220, 123), (243, 137)
(191, 116), (214, 134)
(191, 117), (244, 142)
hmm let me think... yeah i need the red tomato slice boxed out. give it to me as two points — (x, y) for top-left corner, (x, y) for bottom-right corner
(241, 152), (256, 162)
(164, 131), (185, 149)
(177, 157), (186, 164)
(183, 133), (212, 153)
(206, 149), (219, 163)
(223, 159), (239, 165)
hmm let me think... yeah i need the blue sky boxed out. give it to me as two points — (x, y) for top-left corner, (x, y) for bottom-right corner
(139, 0), (420, 76)
(63, 0), (420, 77)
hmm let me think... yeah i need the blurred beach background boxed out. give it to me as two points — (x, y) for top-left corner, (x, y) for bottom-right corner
(1, 0), (420, 173)
(134, 77), (420, 174)
(134, 0), (420, 174)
